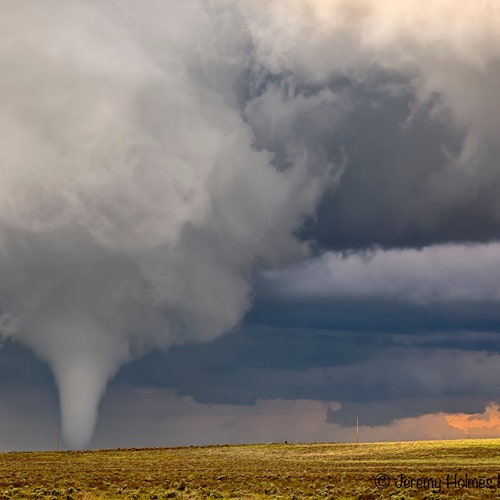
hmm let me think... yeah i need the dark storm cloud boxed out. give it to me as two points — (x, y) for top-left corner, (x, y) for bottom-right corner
(300, 82), (500, 250)
(0, 340), (54, 387)
(241, 1), (500, 252)
(3, 0), (500, 449)
(327, 397), (491, 428)
(0, 384), (58, 451)
(244, 72), (500, 252)
(114, 291), (500, 426)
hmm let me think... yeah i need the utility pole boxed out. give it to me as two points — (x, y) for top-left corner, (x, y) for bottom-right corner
(356, 416), (359, 444)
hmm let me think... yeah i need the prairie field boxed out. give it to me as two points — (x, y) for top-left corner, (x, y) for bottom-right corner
(1, 439), (500, 499)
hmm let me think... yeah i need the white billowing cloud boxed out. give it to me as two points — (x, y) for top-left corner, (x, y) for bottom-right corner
(263, 243), (500, 304)
(243, 0), (500, 136)
(0, 1), (332, 448)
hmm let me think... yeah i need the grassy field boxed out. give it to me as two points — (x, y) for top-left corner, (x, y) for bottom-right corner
(1, 439), (500, 499)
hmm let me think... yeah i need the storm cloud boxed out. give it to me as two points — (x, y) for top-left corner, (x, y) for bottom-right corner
(1, 0), (500, 449)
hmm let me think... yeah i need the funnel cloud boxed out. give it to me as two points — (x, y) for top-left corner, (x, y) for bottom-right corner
(0, 0), (333, 448)
(1, 0), (500, 448)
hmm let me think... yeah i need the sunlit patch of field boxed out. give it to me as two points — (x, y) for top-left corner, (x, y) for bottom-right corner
(1, 439), (500, 499)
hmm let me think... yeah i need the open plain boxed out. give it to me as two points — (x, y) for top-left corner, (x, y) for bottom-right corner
(1, 439), (500, 499)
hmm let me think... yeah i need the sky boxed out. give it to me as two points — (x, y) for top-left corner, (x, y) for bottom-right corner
(1, 0), (500, 450)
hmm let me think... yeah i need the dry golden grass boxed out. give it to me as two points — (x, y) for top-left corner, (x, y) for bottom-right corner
(1, 439), (500, 499)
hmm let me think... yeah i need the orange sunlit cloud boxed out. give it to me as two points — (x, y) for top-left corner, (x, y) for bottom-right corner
(445, 403), (500, 436)
(333, 403), (500, 443)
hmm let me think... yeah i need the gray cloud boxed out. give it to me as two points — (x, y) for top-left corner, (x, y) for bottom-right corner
(0, 378), (59, 452)
(302, 80), (500, 250)
(2, 0), (500, 449)
(263, 243), (500, 304)
(113, 321), (500, 424)
(243, 0), (500, 250)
